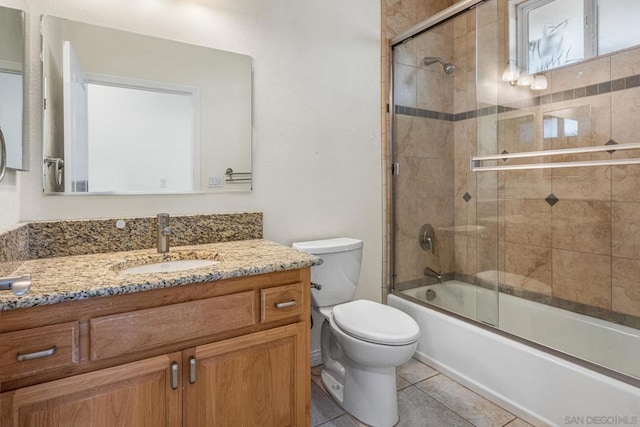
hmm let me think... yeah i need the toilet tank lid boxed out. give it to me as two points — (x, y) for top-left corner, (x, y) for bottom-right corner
(292, 238), (363, 255)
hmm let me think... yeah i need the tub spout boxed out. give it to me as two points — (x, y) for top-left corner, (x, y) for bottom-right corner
(424, 266), (443, 284)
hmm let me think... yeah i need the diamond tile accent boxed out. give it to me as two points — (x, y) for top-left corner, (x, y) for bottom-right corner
(463, 192), (472, 203)
(501, 150), (509, 162)
(605, 139), (618, 154)
(545, 193), (559, 207)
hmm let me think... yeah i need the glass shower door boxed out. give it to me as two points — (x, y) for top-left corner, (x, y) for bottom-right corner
(391, 0), (501, 327)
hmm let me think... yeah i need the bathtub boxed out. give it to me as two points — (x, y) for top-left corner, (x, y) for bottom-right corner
(389, 281), (640, 426)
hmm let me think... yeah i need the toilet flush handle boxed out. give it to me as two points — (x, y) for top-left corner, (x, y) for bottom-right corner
(311, 282), (322, 290)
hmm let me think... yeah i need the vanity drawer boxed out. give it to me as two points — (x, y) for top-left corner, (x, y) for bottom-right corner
(261, 283), (305, 323)
(0, 322), (80, 382)
(90, 291), (257, 361)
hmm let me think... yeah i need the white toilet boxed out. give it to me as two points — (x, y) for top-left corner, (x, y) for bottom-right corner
(293, 238), (420, 427)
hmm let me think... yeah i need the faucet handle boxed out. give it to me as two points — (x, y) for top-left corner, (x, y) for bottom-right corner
(156, 214), (171, 253)
(0, 274), (31, 296)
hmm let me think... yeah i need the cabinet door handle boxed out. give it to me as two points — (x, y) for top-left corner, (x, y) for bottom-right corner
(171, 362), (179, 390)
(189, 356), (196, 384)
(275, 300), (297, 309)
(17, 346), (57, 362)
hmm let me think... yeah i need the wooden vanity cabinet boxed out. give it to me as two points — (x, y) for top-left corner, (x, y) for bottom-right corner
(183, 322), (307, 426)
(0, 352), (183, 426)
(0, 268), (311, 427)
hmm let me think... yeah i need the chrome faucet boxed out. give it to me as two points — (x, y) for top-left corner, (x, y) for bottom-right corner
(0, 274), (31, 296)
(157, 213), (172, 253)
(424, 266), (443, 284)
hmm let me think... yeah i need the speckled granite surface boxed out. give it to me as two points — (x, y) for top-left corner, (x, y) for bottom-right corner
(0, 223), (30, 276)
(0, 239), (321, 311)
(0, 212), (262, 276)
(28, 212), (263, 259)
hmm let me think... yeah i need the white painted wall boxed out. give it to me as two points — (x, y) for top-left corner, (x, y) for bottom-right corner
(11, 0), (383, 302)
(0, 173), (20, 229)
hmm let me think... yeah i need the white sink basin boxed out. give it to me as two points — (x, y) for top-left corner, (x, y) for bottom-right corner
(120, 259), (218, 275)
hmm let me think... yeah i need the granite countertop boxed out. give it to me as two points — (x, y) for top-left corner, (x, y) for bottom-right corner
(0, 239), (321, 312)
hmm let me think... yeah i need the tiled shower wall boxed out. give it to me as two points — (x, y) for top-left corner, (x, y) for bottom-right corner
(488, 47), (640, 321)
(390, 0), (640, 325)
(392, 15), (456, 285)
(386, 0), (455, 39)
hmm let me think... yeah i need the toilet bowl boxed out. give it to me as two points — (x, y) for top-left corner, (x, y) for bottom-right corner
(292, 238), (420, 427)
(318, 301), (419, 426)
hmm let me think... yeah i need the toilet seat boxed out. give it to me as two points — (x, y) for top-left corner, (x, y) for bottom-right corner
(332, 300), (420, 346)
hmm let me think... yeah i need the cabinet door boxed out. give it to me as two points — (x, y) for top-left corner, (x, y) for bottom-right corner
(184, 323), (309, 427)
(0, 352), (182, 427)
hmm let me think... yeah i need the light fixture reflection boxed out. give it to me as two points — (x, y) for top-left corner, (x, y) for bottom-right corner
(531, 74), (548, 91)
(517, 73), (534, 86)
(501, 63), (520, 84)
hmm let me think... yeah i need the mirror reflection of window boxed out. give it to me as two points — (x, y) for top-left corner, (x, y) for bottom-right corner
(563, 118), (578, 137)
(543, 117), (559, 139)
(542, 117), (578, 138)
(543, 106), (589, 142)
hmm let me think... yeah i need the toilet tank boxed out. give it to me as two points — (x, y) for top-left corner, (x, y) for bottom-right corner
(292, 238), (363, 308)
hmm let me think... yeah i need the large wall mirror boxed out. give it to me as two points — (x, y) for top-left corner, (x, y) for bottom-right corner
(41, 16), (252, 194)
(0, 5), (26, 174)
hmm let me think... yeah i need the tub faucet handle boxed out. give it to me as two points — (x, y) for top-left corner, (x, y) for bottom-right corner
(419, 224), (436, 254)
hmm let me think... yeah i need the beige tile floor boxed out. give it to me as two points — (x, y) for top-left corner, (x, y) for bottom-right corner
(311, 358), (534, 427)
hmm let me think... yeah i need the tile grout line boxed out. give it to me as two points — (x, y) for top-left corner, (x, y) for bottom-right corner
(409, 371), (519, 427)
(404, 383), (476, 426)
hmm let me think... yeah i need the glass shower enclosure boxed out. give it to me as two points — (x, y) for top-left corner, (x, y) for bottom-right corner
(390, 0), (640, 382)
(391, 0), (500, 325)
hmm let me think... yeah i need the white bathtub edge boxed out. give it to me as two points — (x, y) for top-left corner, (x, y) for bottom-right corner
(411, 349), (547, 426)
(389, 294), (640, 427)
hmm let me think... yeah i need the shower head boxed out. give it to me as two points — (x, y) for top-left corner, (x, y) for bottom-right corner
(423, 56), (455, 74)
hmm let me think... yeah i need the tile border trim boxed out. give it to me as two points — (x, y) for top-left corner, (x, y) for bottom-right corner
(395, 73), (640, 121)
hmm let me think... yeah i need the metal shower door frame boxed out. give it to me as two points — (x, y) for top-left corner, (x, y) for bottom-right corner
(388, 0), (484, 293)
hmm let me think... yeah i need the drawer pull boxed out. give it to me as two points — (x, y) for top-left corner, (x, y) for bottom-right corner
(275, 300), (297, 309)
(171, 362), (179, 390)
(17, 346), (57, 362)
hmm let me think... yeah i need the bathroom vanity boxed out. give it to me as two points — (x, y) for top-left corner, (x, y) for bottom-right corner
(0, 239), (316, 426)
